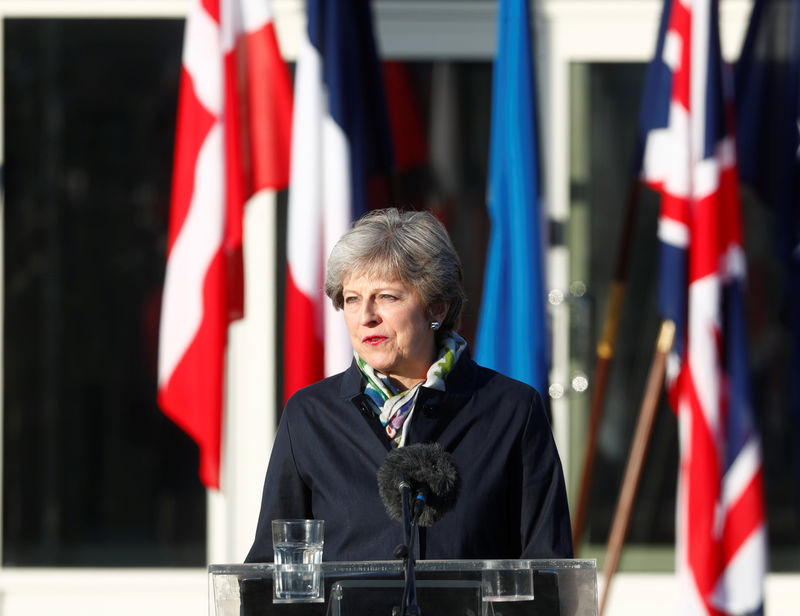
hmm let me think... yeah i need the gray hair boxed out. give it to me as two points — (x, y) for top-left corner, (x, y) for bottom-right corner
(325, 208), (466, 333)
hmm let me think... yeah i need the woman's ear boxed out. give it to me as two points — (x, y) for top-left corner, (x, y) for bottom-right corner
(430, 302), (450, 324)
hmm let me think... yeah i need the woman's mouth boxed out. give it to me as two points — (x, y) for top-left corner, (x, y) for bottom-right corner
(362, 336), (387, 346)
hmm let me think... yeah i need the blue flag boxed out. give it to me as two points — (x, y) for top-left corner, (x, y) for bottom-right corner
(735, 0), (800, 500)
(475, 0), (548, 395)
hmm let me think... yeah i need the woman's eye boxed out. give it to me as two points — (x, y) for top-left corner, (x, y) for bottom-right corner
(344, 296), (358, 304)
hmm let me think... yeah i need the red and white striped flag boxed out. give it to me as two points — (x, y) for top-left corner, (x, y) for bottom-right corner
(638, 1), (767, 613)
(158, 0), (292, 489)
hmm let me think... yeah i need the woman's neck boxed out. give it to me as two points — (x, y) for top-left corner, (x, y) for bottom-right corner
(387, 373), (426, 392)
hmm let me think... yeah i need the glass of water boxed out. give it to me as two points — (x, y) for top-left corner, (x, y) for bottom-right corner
(272, 519), (325, 602)
(481, 561), (535, 615)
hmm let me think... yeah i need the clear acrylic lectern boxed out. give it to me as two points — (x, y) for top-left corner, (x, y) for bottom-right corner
(209, 559), (597, 615)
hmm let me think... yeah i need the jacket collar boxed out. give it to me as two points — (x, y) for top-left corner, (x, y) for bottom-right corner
(339, 358), (366, 398)
(338, 347), (478, 400)
(340, 348), (480, 446)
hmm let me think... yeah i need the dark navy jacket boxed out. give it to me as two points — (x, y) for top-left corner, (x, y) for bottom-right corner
(245, 352), (573, 563)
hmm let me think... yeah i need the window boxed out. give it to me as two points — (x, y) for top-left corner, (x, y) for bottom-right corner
(3, 18), (206, 566)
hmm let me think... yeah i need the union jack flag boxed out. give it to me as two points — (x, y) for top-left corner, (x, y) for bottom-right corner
(638, 1), (768, 613)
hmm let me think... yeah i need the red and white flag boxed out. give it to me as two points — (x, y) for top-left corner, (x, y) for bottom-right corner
(158, 0), (292, 489)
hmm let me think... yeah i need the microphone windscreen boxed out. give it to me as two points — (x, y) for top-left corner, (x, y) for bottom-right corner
(376, 450), (407, 523)
(376, 442), (460, 527)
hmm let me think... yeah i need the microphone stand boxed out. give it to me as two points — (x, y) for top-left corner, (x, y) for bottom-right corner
(395, 483), (422, 616)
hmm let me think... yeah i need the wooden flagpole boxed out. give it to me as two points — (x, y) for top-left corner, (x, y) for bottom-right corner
(598, 320), (675, 616)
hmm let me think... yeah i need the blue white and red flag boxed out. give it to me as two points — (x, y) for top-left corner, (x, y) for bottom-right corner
(283, 0), (393, 402)
(638, 1), (768, 613)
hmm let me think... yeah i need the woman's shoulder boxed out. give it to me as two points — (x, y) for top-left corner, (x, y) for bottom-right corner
(460, 356), (544, 402)
(451, 360), (553, 445)
(283, 362), (361, 413)
(286, 374), (344, 408)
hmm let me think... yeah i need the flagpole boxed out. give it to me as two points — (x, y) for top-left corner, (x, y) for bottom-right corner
(598, 319), (674, 616)
(572, 177), (642, 551)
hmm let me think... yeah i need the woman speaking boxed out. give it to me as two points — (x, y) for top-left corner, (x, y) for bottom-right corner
(246, 208), (573, 562)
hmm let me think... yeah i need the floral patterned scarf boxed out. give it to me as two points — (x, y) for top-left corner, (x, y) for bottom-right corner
(356, 332), (467, 447)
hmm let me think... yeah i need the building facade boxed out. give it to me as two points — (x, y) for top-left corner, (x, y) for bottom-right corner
(0, 0), (796, 614)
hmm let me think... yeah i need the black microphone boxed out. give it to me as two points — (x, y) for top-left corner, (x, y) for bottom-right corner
(376, 442), (460, 527)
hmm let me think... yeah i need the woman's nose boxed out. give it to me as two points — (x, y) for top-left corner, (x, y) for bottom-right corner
(360, 299), (380, 324)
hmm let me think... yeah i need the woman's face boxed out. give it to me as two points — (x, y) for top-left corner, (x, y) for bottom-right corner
(342, 273), (446, 390)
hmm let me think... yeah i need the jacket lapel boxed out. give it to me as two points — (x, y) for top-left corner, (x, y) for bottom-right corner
(339, 360), (394, 451)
